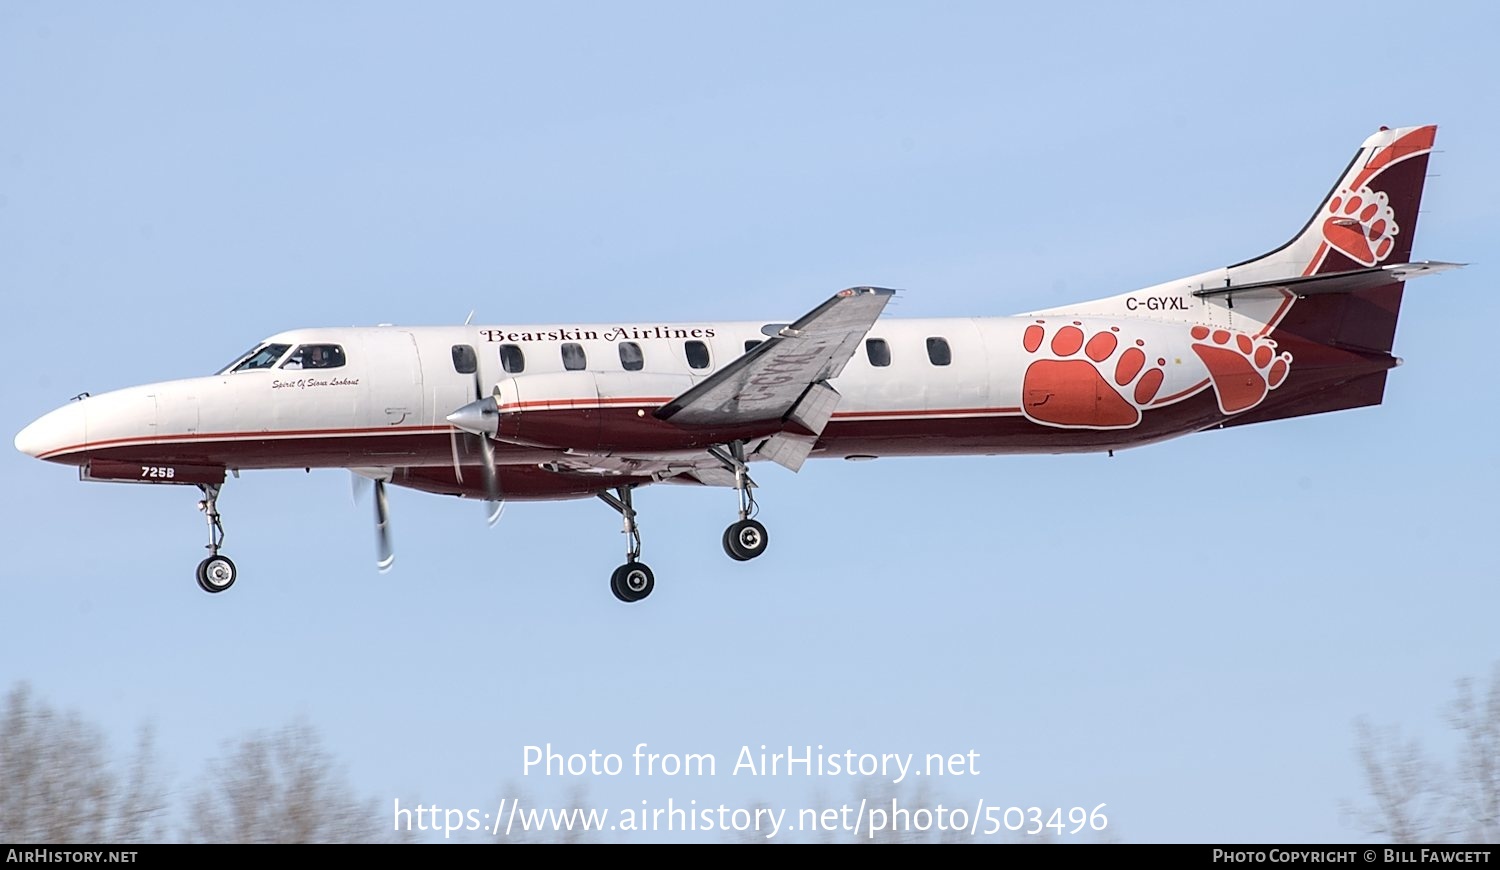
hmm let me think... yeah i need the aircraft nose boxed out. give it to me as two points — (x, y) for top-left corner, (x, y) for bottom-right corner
(14, 401), (86, 460)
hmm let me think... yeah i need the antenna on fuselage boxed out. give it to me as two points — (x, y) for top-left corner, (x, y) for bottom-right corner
(464, 310), (476, 326)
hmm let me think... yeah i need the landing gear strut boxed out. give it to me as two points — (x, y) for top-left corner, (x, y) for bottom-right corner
(598, 486), (654, 603)
(194, 484), (236, 594)
(710, 441), (769, 562)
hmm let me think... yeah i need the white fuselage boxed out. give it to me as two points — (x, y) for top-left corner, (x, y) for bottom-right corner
(16, 308), (1240, 484)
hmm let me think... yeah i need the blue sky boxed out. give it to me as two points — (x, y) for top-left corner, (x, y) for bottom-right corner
(2, 1), (1496, 843)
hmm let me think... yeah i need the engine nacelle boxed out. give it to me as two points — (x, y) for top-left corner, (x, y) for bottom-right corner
(490, 371), (774, 452)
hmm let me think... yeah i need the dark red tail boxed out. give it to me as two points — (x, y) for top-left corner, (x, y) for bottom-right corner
(1223, 125), (1439, 426)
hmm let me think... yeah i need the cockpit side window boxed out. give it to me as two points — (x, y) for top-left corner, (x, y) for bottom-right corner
(226, 343), (292, 373)
(281, 344), (346, 370)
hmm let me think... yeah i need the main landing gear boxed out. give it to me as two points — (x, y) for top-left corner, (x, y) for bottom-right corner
(598, 486), (654, 603)
(194, 484), (237, 594)
(710, 441), (769, 562)
(595, 442), (776, 604)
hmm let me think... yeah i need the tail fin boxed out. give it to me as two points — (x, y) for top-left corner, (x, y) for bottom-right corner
(1220, 125), (1443, 427)
(1028, 125), (1440, 338)
(1028, 125), (1450, 428)
(1229, 125), (1436, 284)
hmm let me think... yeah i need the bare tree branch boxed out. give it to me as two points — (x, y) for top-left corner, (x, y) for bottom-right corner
(186, 720), (396, 843)
(1351, 663), (1500, 844)
(0, 683), (165, 843)
(1446, 666), (1500, 843)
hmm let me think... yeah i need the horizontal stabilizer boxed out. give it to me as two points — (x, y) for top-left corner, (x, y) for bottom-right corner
(1193, 260), (1462, 302)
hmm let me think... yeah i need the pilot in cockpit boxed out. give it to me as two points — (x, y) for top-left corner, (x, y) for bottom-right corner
(282, 346), (317, 370)
(282, 344), (341, 370)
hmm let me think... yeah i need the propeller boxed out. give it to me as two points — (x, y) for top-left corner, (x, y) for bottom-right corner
(373, 478), (394, 572)
(478, 434), (504, 526)
(350, 470), (396, 573)
(445, 366), (505, 524)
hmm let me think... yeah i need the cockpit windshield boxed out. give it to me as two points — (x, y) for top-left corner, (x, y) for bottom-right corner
(219, 343), (292, 374)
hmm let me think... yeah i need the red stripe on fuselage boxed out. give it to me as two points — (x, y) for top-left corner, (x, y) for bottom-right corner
(37, 424), (454, 462)
(831, 406), (1023, 419)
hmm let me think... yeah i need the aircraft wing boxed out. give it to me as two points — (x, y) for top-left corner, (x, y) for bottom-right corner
(655, 286), (895, 427)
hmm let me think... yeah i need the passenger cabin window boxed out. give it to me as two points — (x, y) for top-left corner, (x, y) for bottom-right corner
(684, 340), (711, 370)
(227, 343), (291, 373)
(865, 338), (891, 367)
(561, 342), (587, 371)
(499, 344), (526, 374)
(926, 337), (952, 366)
(618, 341), (644, 371)
(451, 345), (477, 374)
(744, 339), (763, 353)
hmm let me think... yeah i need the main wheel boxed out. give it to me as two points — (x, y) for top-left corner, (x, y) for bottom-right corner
(196, 555), (237, 593)
(610, 561), (654, 602)
(723, 519), (769, 561)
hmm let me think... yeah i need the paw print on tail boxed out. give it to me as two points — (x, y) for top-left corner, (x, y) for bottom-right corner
(1189, 326), (1292, 415)
(1322, 185), (1398, 266)
(1021, 321), (1166, 429)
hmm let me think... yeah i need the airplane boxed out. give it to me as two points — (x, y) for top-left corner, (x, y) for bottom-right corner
(13, 125), (1460, 603)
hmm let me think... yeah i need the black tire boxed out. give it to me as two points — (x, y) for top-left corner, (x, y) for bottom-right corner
(724, 520), (769, 561)
(612, 561), (654, 602)
(609, 565), (630, 602)
(197, 555), (237, 593)
(723, 525), (749, 561)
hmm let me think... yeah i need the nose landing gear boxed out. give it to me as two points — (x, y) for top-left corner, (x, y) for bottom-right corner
(194, 484), (236, 593)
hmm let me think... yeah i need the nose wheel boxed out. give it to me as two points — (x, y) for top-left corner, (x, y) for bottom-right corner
(195, 484), (237, 594)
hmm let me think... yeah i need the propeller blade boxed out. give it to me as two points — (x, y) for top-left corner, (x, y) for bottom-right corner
(449, 428), (465, 484)
(374, 479), (394, 573)
(478, 430), (504, 527)
(466, 369), (505, 525)
(443, 370), (506, 526)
